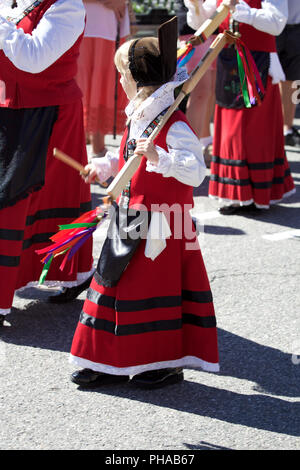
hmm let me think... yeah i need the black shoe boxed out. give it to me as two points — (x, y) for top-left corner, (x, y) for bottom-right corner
(219, 203), (261, 215)
(239, 203), (262, 213)
(285, 127), (300, 147)
(131, 367), (184, 390)
(47, 274), (94, 304)
(71, 368), (129, 388)
(0, 314), (5, 327)
(218, 205), (240, 215)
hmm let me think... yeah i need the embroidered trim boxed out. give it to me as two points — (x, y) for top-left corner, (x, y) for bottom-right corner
(119, 107), (169, 209)
(6, 0), (43, 24)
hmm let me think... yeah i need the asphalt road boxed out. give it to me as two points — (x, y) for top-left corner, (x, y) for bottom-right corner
(0, 132), (299, 451)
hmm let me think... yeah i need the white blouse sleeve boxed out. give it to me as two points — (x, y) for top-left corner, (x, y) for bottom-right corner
(0, 0), (85, 73)
(232, 0), (288, 36)
(146, 121), (206, 188)
(184, 0), (217, 30)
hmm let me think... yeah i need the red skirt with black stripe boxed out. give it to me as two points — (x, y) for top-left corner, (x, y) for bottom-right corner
(209, 78), (295, 208)
(0, 100), (94, 314)
(70, 214), (219, 375)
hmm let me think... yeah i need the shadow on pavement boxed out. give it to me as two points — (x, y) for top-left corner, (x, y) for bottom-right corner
(183, 441), (233, 450)
(76, 367), (299, 438)
(2, 304), (299, 394)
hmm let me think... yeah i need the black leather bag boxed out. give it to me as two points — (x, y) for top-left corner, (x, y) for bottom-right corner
(96, 202), (150, 287)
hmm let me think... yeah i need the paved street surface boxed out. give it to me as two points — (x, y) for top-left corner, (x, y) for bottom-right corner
(0, 126), (299, 451)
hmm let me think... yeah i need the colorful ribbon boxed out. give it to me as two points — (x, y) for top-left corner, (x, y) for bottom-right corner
(177, 42), (195, 67)
(36, 207), (107, 284)
(235, 38), (265, 108)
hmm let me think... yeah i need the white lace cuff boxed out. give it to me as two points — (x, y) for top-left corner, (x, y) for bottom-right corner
(146, 146), (173, 176)
(92, 150), (119, 183)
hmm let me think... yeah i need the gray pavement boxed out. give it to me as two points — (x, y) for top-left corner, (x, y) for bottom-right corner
(0, 129), (299, 451)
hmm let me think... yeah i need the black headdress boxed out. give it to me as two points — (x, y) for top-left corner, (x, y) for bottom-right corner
(128, 16), (178, 87)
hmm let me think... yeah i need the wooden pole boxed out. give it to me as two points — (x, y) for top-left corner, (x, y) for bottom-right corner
(106, 31), (236, 201)
(53, 148), (108, 187)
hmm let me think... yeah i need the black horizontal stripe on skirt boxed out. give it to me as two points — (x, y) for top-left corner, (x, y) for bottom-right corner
(0, 202), (92, 267)
(79, 311), (216, 336)
(211, 156), (285, 170)
(25, 201), (92, 226)
(86, 288), (182, 312)
(86, 288), (213, 312)
(182, 289), (213, 303)
(210, 168), (291, 189)
(0, 254), (20, 267)
(0, 228), (24, 241)
(82, 287), (216, 335)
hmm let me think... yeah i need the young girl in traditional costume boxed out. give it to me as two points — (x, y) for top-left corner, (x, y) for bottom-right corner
(0, 0), (94, 326)
(185, 0), (295, 214)
(70, 17), (220, 389)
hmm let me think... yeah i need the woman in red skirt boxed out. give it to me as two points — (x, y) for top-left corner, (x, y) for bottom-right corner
(70, 18), (220, 389)
(77, 0), (130, 157)
(185, 0), (295, 214)
(0, 0), (94, 326)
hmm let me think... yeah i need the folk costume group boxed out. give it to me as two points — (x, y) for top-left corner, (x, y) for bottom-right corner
(0, 0), (295, 390)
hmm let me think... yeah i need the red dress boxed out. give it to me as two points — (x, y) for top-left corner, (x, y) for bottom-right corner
(0, 0), (93, 313)
(70, 111), (219, 375)
(209, 0), (295, 208)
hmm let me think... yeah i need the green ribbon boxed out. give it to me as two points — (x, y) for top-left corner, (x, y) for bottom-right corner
(39, 255), (54, 285)
(58, 222), (98, 230)
(236, 49), (251, 109)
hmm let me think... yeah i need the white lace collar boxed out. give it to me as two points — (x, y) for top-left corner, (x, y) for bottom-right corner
(126, 67), (189, 140)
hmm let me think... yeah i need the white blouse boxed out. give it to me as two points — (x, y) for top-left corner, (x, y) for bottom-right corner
(94, 120), (206, 189)
(184, 0), (288, 34)
(184, 0), (288, 83)
(92, 73), (206, 189)
(0, 0), (85, 73)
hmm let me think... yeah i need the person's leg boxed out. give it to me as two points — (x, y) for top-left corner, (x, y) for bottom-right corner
(280, 80), (300, 146)
(280, 80), (297, 131)
(90, 131), (106, 156)
(200, 69), (216, 141)
(185, 71), (211, 139)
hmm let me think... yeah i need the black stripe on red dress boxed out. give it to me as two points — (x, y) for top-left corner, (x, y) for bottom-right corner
(211, 156), (285, 169)
(210, 168), (291, 189)
(182, 289), (213, 303)
(25, 202), (91, 226)
(22, 232), (55, 250)
(79, 311), (215, 336)
(0, 229), (24, 241)
(86, 288), (182, 311)
(0, 232), (55, 267)
(79, 311), (183, 336)
(0, 255), (20, 267)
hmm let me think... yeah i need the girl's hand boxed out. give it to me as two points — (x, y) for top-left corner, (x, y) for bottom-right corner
(81, 163), (98, 184)
(134, 138), (159, 165)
